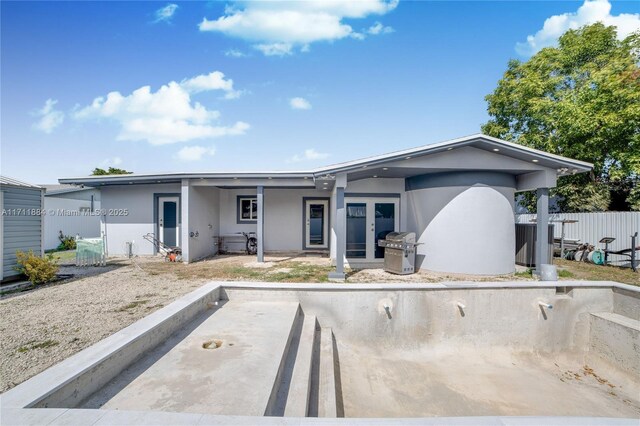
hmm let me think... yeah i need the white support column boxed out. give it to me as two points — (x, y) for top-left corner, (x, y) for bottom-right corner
(535, 187), (549, 274)
(181, 179), (190, 263)
(257, 185), (264, 263)
(329, 174), (347, 280)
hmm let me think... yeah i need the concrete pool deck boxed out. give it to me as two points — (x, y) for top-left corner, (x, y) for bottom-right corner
(1, 280), (639, 425)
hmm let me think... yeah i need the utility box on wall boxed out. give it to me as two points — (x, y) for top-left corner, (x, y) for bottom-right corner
(515, 223), (554, 267)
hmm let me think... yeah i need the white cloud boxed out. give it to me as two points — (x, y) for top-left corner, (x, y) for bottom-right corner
(100, 156), (123, 167)
(224, 48), (248, 58)
(199, 0), (398, 56)
(180, 71), (241, 99)
(255, 42), (295, 56)
(177, 145), (216, 161)
(74, 71), (249, 145)
(366, 21), (394, 35)
(516, 0), (640, 56)
(33, 99), (64, 134)
(288, 148), (329, 163)
(290, 97), (312, 110)
(154, 4), (178, 23)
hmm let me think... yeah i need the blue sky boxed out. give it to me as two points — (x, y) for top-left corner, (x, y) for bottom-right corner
(1, 0), (639, 183)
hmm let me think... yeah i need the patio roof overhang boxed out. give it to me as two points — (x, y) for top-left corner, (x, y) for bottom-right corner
(58, 171), (317, 187)
(313, 134), (592, 178)
(58, 134), (593, 190)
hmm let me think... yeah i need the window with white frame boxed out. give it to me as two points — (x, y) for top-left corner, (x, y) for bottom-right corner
(239, 197), (258, 221)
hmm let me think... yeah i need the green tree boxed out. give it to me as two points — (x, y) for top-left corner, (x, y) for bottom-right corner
(483, 23), (640, 212)
(91, 167), (133, 176)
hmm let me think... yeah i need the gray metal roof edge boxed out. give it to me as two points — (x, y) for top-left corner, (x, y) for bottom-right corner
(0, 176), (43, 189)
(311, 133), (594, 175)
(44, 186), (96, 196)
(59, 171), (315, 185)
(58, 134), (594, 185)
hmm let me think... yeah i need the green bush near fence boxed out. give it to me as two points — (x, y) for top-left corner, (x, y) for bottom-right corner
(57, 231), (77, 251)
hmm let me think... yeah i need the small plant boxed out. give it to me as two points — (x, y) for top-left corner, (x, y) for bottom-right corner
(17, 339), (59, 353)
(514, 269), (533, 278)
(557, 269), (575, 278)
(57, 230), (76, 251)
(116, 300), (149, 312)
(15, 250), (59, 284)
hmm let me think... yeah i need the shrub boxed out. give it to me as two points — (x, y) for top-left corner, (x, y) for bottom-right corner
(15, 250), (59, 284)
(57, 231), (76, 250)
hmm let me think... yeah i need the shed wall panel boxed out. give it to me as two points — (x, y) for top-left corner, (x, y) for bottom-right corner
(1, 186), (43, 280)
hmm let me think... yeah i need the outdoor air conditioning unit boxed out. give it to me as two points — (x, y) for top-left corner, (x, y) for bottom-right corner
(515, 223), (554, 267)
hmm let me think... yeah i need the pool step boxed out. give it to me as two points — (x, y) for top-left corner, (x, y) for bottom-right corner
(591, 312), (640, 331)
(282, 314), (318, 417)
(317, 327), (338, 418)
(589, 312), (640, 378)
(93, 300), (302, 416)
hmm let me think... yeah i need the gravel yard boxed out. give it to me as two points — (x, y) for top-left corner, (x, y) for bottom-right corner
(0, 258), (207, 392)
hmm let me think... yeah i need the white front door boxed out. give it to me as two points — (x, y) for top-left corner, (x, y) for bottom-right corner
(158, 197), (180, 248)
(345, 197), (399, 262)
(305, 199), (329, 249)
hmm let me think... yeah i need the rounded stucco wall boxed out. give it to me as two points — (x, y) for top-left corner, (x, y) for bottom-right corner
(406, 172), (516, 275)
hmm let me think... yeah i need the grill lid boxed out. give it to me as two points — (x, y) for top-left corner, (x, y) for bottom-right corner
(384, 232), (416, 243)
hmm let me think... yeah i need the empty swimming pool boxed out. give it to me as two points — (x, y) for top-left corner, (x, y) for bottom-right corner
(2, 281), (639, 424)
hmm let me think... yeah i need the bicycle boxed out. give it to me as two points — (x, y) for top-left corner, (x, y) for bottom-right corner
(239, 232), (258, 255)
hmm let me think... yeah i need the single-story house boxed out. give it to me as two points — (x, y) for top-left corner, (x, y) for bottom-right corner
(59, 134), (592, 278)
(0, 176), (44, 282)
(42, 184), (101, 251)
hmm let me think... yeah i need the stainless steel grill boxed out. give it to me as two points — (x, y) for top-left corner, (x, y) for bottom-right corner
(378, 232), (418, 275)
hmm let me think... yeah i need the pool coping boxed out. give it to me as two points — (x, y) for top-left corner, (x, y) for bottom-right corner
(1, 280), (638, 425)
(1, 407), (637, 426)
(218, 279), (640, 292)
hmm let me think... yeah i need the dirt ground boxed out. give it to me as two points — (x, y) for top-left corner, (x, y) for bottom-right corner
(0, 253), (636, 393)
(554, 258), (640, 286)
(131, 253), (536, 284)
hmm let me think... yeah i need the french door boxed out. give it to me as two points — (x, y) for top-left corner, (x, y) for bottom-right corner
(345, 197), (399, 262)
(158, 196), (179, 248)
(304, 199), (329, 249)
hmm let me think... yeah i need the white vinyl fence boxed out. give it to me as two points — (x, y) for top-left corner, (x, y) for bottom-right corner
(516, 212), (640, 253)
(44, 197), (101, 251)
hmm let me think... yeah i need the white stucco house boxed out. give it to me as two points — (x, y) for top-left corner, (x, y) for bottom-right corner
(59, 134), (592, 278)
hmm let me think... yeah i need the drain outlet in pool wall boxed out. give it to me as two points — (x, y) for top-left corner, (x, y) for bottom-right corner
(202, 339), (223, 350)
